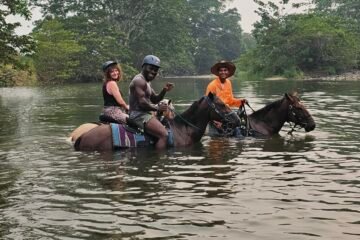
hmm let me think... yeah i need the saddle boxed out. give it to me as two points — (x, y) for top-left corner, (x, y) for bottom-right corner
(99, 114), (174, 148)
(99, 114), (170, 133)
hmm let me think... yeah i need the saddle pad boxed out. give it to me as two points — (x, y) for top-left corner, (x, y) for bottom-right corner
(110, 123), (146, 148)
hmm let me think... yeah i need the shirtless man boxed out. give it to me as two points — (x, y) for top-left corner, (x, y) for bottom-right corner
(128, 55), (174, 149)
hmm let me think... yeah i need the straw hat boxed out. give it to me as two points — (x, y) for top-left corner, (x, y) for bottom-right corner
(210, 60), (236, 77)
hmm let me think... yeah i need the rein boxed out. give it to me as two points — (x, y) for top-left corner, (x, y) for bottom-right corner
(234, 102), (255, 137)
(205, 96), (236, 123)
(245, 102), (255, 112)
(172, 96), (231, 131)
(286, 104), (305, 135)
(171, 109), (202, 131)
(287, 122), (302, 135)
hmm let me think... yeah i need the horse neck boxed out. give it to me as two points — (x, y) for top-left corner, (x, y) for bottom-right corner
(248, 98), (289, 135)
(170, 105), (210, 145)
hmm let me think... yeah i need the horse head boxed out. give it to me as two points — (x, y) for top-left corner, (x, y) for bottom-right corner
(206, 92), (241, 126)
(157, 99), (175, 120)
(285, 93), (316, 132)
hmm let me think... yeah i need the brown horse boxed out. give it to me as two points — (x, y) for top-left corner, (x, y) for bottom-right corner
(73, 92), (240, 151)
(69, 99), (175, 143)
(219, 92), (316, 137)
(69, 123), (99, 142)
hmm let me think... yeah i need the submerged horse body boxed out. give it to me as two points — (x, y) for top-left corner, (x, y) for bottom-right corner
(218, 92), (316, 137)
(69, 99), (175, 143)
(73, 93), (240, 151)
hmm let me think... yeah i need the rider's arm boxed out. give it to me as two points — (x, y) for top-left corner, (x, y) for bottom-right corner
(149, 88), (166, 104)
(150, 83), (174, 103)
(226, 80), (245, 108)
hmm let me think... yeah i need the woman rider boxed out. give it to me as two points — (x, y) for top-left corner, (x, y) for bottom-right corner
(99, 61), (129, 124)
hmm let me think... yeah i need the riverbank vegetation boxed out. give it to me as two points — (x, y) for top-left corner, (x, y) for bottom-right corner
(1, 0), (359, 87)
(237, 0), (360, 79)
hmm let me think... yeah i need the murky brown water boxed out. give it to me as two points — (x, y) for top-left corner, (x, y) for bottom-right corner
(1, 78), (359, 239)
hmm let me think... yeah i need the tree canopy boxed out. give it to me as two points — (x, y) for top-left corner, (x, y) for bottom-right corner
(0, 0), (35, 65)
(237, 0), (359, 77)
(27, 0), (244, 83)
(2, 0), (359, 86)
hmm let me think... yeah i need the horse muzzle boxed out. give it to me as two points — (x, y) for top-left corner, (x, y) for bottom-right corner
(303, 118), (316, 132)
(224, 112), (241, 127)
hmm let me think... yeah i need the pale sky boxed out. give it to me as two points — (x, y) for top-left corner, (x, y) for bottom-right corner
(10, 0), (305, 35)
(227, 0), (260, 33)
(228, 0), (307, 32)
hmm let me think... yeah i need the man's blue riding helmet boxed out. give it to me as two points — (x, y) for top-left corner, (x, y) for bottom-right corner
(142, 55), (161, 68)
(102, 61), (117, 72)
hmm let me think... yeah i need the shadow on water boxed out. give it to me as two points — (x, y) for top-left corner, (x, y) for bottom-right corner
(261, 134), (316, 153)
(95, 141), (240, 195)
(52, 143), (243, 239)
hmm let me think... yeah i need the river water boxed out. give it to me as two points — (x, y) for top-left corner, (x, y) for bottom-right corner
(0, 77), (359, 239)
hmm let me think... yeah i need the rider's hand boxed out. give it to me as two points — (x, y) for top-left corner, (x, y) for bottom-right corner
(157, 102), (168, 112)
(163, 82), (174, 92)
(213, 120), (222, 129)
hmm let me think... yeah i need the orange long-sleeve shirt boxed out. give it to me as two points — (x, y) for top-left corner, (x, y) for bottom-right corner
(205, 78), (243, 107)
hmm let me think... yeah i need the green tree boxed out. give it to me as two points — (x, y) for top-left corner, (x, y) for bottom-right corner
(239, 1), (359, 77)
(32, 19), (85, 84)
(61, 16), (136, 82)
(290, 14), (358, 73)
(296, 0), (360, 34)
(189, 1), (243, 74)
(129, 1), (195, 75)
(0, 0), (35, 65)
(241, 33), (257, 52)
(31, 0), (194, 76)
(0, 57), (37, 87)
(30, 0), (245, 76)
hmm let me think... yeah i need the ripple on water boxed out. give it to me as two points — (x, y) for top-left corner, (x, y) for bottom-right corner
(1, 83), (360, 239)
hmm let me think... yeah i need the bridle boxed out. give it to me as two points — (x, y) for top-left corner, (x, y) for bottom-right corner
(204, 96), (238, 123)
(287, 102), (309, 135)
(173, 96), (236, 131)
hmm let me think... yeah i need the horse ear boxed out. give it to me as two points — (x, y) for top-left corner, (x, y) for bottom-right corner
(208, 92), (215, 100)
(285, 93), (295, 103)
(290, 90), (299, 97)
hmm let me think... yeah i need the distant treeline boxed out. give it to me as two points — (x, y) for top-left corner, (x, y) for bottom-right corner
(1, 0), (244, 86)
(238, 0), (360, 78)
(1, 0), (359, 87)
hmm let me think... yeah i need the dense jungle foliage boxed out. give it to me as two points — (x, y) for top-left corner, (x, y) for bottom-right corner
(1, 0), (359, 86)
(238, 0), (360, 78)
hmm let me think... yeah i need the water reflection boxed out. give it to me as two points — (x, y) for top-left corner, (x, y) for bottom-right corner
(1, 80), (360, 239)
(65, 142), (242, 238)
(261, 134), (316, 153)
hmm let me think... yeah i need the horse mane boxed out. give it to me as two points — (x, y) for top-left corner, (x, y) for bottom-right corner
(173, 97), (203, 124)
(250, 97), (285, 120)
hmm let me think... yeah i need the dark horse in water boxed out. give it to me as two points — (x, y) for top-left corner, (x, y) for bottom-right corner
(216, 92), (316, 137)
(73, 92), (240, 151)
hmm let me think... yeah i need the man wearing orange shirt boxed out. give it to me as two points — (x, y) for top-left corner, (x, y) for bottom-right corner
(206, 60), (247, 134)
(206, 60), (246, 107)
